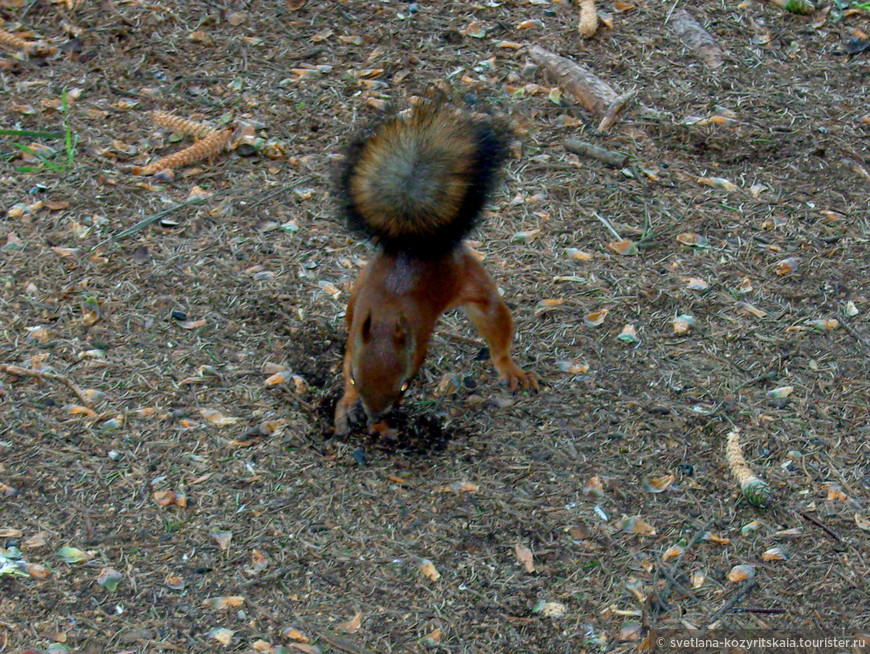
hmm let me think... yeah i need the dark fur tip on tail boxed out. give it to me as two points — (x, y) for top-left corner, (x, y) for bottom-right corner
(338, 100), (511, 256)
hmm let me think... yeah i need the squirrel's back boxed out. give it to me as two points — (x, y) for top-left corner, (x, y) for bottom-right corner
(339, 100), (509, 255)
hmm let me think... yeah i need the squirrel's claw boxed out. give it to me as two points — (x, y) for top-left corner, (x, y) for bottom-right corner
(497, 359), (539, 393)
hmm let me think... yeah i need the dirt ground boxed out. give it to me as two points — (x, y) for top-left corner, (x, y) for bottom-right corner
(1, 0), (868, 652)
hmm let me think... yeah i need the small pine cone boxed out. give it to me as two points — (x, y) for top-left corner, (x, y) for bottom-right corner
(741, 476), (773, 508)
(0, 29), (35, 55)
(139, 128), (232, 175)
(151, 111), (217, 139)
(726, 428), (773, 509)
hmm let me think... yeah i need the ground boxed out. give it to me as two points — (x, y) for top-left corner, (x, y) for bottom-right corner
(1, 0), (868, 652)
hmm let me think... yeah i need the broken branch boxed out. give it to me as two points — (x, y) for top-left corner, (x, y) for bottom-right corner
(528, 45), (631, 131)
(0, 364), (92, 407)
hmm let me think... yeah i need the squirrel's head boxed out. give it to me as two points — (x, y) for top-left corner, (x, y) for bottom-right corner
(350, 311), (416, 422)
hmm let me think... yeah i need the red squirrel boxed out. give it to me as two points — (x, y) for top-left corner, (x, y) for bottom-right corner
(333, 100), (538, 435)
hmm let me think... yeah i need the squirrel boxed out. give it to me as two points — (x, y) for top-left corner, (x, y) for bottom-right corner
(333, 99), (539, 436)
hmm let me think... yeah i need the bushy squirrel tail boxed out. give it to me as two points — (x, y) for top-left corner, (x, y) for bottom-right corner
(339, 100), (510, 256)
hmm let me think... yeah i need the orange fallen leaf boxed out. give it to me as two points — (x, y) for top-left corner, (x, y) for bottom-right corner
(727, 564), (755, 582)
(337, 612), (362, 634)
(202, 596), (246, 610)
(418, 559), (440, 582)
(583, 309), (609, 327)
(200, 408), (239, 426)
(515, 543), (536, 573)
(606, 239), (638, 255)
(622, 516), (656, 536)
(281, 627), (311, 643)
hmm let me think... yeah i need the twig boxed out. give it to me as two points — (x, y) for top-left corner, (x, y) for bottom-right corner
(799, 511), (841, 543)
(706, 579), (757, 627)
(0, 364), (92, 407)
(837, 313), (869, 352)
(670, 8), (725, 68)
(239, 565), (294, 588)
(93, 196), (207, 249)
(313, 628), (377, 654)
(564, 139), (628, 168)
(655, 560), (694, 598)
(729, 607), (786, 615)
(664, 518), (714, 585)
(591, 210), (622, 240)
(732, 370), (777, 392)
(527, 45), (631, 131)
(246, 185), (296, 211)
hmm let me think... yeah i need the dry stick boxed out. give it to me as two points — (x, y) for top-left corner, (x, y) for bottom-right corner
(730, 607), (786, 615)
(137, 127), (232, 175)
(239, 565), (294, 588)
(0, 364), (92, 407)
(798, 511), (842, 543)
(664, 518), (714, 584)
(592, 210), (623, 240)
(0, 29), (35, 54)
(564, 139), (628, 167)
(93, 196), (208, 248)
(664, 0), (681, 23)
(838, 313), (870, 352)
(653, 519), (714, 604)
(706, 579), (757, 628)
(151, 111), (217, 139)
(245, 184), (296, 211)
(669, 9), (724, 68)
(528, 45), (633, 132)
(312, 628), (377, 654)
(842, 157), (870, 184)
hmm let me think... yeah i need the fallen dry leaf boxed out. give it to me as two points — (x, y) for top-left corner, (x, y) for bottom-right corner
(200, 408), (239, 426)
(202, 596), (245, 610)
(208, 627), (234, 646)
(418, 559), (440, 582)
(210, 529), (233, 551)
(336, 612), (362, 634)
(621, 516), (656, 537)
(727, 564), (755, 582)
(583, 309), (609, 327)
(515, 543), (536, 573)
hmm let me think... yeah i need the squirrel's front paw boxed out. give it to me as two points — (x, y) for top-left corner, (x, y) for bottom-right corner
(369, 420), (399, 439)
(334, 397), (355, 436)
(496, 358), (540, 392)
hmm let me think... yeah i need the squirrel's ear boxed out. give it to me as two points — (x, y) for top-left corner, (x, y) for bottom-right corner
(361, 312), (373, 343)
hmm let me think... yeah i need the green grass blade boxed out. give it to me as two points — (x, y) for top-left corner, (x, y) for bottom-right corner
(0, 129), (65, 139)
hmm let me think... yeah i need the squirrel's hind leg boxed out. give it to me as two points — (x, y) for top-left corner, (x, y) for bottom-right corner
(459, 258), (539, 392)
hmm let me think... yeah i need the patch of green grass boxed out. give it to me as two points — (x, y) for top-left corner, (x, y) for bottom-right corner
(832, 0), (870, 20)
(162, 517), (187, 534)
(1, 90), (78, 175)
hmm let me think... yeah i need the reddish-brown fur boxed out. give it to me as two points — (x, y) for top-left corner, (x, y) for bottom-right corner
(334, 101), (537, 434)
(334, 245), (538, 435)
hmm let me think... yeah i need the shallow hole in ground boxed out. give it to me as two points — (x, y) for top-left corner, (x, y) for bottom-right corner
(313, 392), (463, 457)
